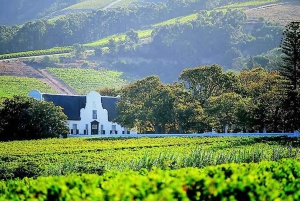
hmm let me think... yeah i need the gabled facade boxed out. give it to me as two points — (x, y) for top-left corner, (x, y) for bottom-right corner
(29, 90), (136, 135)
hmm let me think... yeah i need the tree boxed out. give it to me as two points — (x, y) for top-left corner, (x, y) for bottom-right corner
(96, 87), (120, 97)
(239, 67), (284, 132)
(126, 29), (139, 43)
(72, 43), (85, 59)
(115, 76), (165, 133)
(279, 21), (300, 131)
(171, 83), (204, 133)
(179, 64), (239, 105)
(205, 92), (244, 133)
(0, 96), (69, 141)
(108, 39), (118, 55)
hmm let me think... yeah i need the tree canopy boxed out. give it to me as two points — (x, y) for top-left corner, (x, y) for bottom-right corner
(0, 96), (69, 141)
(114, 64), (287, 133)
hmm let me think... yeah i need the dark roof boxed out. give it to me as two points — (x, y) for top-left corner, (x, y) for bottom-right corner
(42, 94), (86, 120)
(42, 94), (118, 121)
(101, 96), (118, 121)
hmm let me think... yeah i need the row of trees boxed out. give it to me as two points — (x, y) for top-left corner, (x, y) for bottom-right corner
(114, 66), (283, 133)
(114, 21), (300, 133)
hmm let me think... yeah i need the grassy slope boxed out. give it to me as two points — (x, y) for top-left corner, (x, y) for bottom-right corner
(46, 68), (130, 94)
(62, 0), (116, 10)
(0, 76), (56, 98)
(110, 0), (140, 8)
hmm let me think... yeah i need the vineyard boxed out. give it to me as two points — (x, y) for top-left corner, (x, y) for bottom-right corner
(0, 47), (72, 60)
(46, 68), (132, 94)
(0, 76), (56, 98)
(0, 136), (300, 200)
(1, 159), (300, 200)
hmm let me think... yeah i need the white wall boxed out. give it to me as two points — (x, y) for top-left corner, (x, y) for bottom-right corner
(69, 91), (134, 135)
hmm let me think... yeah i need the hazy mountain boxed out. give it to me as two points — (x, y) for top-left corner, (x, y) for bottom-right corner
(0, 0), (86, 25)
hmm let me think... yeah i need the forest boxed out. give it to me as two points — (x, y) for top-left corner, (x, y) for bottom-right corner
(0, 9), (284, 81)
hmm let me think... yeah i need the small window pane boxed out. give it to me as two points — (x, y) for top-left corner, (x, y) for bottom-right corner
(93, 110), (97, 119)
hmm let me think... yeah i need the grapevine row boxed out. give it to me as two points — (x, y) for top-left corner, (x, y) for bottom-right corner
(1, 159), (299, 200)
(0, 137), (299, 180)
(0, 47), (72, 60)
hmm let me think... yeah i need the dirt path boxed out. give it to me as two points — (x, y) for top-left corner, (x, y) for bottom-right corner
(37, 69), (76, 95)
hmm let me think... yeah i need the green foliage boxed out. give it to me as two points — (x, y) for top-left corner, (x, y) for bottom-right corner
(46, 68), (130, 94)
(13, 161), (42, 179)
(116, 76), (204, 133)
(180, 65), (239, 105)
(0, 76), (56, 98)
(0, 96), (69, 141)
(0, 136), (300, 180)
(279, 21), (300, 131)
(0, 47), (72, 60)
(153, 12), (198, 27)
(96, 87), (120, 97)
(84, 34), (126, 48)
(1, 159), (300, 200)
(113, 64), (286, 133)
(72, 43), (85, 59)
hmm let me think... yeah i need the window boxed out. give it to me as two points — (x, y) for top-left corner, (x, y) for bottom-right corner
(100, 125), (104, 134)
(85, 124), (88, 135)
(92, 110), (97, 119)
(72, 124), (77, 134)
(92, 124), (97, 129)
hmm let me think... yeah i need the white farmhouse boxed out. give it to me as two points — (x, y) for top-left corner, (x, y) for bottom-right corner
(29, 90), (136, 136)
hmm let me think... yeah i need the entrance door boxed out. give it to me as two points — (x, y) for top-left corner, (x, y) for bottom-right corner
(91, 120), (99, 135)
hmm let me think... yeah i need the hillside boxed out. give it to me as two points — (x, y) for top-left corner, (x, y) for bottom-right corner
(0, 0), (298, 96)
(0, 60), (76, 95)
(0, 0), (163, 26)
(0, 76), (57, 98)
(0, 0), (74, 25)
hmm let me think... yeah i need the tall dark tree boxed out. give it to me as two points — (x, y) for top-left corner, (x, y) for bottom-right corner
(279, 21), (300, 131)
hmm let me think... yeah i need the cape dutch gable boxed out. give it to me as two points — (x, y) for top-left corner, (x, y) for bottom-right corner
(29, 90), (136, 135)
